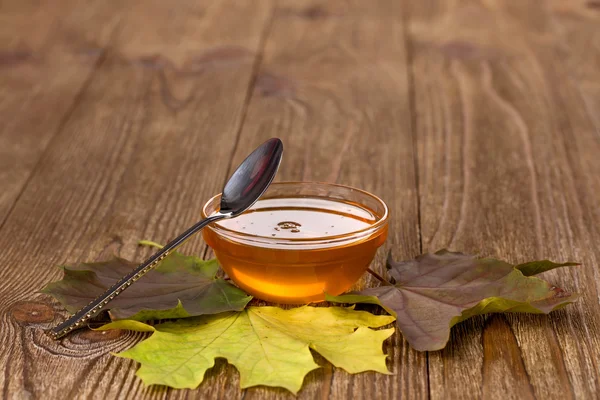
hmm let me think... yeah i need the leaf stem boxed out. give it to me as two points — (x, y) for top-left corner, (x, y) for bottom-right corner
(367, 268), (393, 286)
(138, 240), (165, 249)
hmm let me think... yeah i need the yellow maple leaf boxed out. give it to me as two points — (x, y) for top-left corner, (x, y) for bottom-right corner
(100, 306), (395, 393)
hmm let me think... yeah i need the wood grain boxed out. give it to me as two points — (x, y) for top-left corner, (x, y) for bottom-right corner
(0, 0), (121, 227)
(224, 0), (426, 398)
(0, 1), (273, 398)
(2, 0), (600, 398)
(547, 0), (600, 129)
(407, 0), (600, 398)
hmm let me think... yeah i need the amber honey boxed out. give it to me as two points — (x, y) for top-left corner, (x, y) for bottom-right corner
(202, 182), (389, 304)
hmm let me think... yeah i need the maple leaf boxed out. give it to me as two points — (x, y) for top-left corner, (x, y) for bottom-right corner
(328, 250), (579, 351)
(41, 251), (252, 320)
(99, 306), (395, 393)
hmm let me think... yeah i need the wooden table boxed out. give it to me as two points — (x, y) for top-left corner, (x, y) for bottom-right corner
(1, 1), (599, 398)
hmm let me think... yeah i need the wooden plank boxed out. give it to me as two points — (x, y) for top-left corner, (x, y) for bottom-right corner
(407, 0), (600, 398)
(223, 1), (426, 399)
(547, 0), (600, 129)
(0, 1), (273, 398)
(0, 0), (121, 226)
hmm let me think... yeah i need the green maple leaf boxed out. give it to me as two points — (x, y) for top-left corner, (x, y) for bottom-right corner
(100, 306), (395, 393)
(41, 250), (252, 320)
(328, 250), (579, 351)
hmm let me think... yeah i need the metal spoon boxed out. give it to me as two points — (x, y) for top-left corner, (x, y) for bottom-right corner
(49, 138), (283, 339)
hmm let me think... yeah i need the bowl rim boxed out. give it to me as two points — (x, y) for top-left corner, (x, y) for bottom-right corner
(201, 181), (389, 246)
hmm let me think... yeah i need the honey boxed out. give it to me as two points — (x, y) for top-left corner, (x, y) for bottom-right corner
(202, 183), (389, 304)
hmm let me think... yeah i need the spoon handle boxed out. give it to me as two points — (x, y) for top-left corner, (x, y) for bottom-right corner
(48, 213), (227, 340)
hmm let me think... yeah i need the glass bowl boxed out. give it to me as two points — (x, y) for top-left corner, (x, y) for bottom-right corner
(201, 182), (389, 304)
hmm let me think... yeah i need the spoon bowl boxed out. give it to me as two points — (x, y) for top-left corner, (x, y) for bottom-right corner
(220, 138), (283, 216)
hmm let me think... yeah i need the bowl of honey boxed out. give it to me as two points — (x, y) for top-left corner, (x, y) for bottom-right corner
(201, 182), (389, 304)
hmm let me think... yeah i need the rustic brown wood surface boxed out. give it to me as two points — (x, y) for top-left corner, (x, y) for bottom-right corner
(0, 0), (598, 399)
(408, 1), (600, 399)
